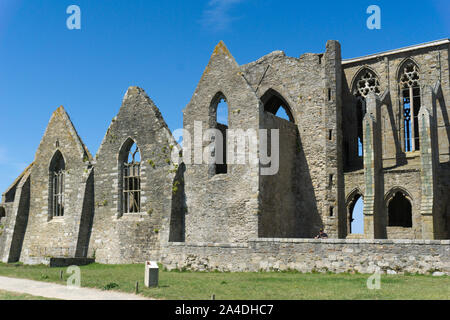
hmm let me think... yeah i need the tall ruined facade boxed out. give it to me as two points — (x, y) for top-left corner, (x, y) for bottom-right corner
(342, 39), (450, 240)
(0, 39), (449, 266)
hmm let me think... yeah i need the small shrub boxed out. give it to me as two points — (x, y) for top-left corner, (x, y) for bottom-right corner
(147, 159), (156, 169)
(103, 282), (119, 290)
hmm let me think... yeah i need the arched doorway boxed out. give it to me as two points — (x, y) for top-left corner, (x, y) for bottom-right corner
(347, 191), (364, 235)
(387, 191), (412, 227)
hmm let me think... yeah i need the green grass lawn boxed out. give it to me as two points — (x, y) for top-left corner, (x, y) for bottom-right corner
(0, 289), (53, 300)
(0, 263), (448, 300)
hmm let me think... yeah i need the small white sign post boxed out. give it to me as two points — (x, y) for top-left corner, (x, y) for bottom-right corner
(144, 261), (159, 288)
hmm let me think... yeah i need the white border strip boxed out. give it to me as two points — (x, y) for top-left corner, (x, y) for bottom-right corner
(343, 39), (449, 65)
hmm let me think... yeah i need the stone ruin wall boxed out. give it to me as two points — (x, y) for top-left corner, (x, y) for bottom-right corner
(160, 239), (450, 275)
(0, 40), (448, 270)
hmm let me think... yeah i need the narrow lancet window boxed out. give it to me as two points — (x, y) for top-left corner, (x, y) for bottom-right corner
(122, 142), (141, 213)
(49, 151), (65, 217)
(399, 61), (421, 152)
(212, 93), (229, 175)
(353, 69), (380, 158)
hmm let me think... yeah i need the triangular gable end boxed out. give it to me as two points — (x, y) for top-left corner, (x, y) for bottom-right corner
(34, 106), (92, 163)
(186, 41), (258, 111)
(95, 87), (180, 159)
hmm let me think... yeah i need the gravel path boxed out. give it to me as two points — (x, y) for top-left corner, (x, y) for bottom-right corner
(0, 276), (152, 300)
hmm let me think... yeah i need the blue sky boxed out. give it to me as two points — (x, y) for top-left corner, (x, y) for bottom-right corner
(0, 0), (448, 231)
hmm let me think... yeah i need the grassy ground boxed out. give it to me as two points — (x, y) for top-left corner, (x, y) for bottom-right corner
(0, 289), (53, 300)
(0, 263), (448, 300)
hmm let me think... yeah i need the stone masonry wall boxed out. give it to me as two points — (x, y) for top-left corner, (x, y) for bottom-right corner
(241, 42), (341, 238)
(259, 113), (300, 237)
(88, 87), (180, 264)
(182, 42), (261, 244)
(19, 107), (93, 264)
(160, 238), (450, 275)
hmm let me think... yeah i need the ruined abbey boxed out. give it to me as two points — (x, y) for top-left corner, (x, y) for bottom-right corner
(0, 39), (449, 274)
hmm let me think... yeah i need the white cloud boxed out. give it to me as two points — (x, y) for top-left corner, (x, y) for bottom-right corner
(201, 0), (244, 32)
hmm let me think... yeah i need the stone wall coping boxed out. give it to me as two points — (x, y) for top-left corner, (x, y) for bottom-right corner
(342, 38), (449, 65)
(164, 239), (449, 247)
(164, 242), (249, 248)
(249, 238), (450, 245)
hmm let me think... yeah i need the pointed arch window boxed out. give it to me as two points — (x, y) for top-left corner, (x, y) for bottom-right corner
(348, 193), (364, 234)
(399, 60), (421, 152)
(352, 69), (381, 158)
(261, 89), (295, 123)
(211, 92), (228, 175)
(120, 140), (141, 214)
(388, 191), (412, 227)
(49, 151), (65, 217)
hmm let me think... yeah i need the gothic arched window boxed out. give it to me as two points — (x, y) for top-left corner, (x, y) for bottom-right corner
(354, 70), (381, 98)
(120, 140), (141, 214)
(399, 60), (421, 152)
(348, 193), (364, 234)
(49, 150), (65, 217)
(388, 191), (412, 228)
(262, 89), (295, 123)
(211, 92), (228, 175)
(352, 69), (380, 157)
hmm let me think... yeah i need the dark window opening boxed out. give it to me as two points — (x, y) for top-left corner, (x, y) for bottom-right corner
(388, 192), (412, 227)
(49, 150), (65, 217)
(0, 207), (5, 223)
(344, 140), (350, 166)
(328, 129), (333, 141)
(329, 206), (334, 217)
(328, 88), (332, 101)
